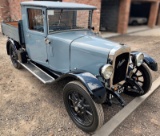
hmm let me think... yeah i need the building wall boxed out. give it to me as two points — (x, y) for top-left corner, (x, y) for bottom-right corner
(157, 5), (160, 25)
(63, 0), (101, 32)
(0, 0), (10, 22)
(8, 0), (33, 21)
(148, 1), (159, 27)
(118, 0), (131, 34)
(100, 0), (120, 32)
(118, 0), (159, 34)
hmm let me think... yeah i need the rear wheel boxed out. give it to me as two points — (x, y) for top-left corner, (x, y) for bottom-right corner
(63, 81), (104, 133)
(124, 64), (152, 96)
(9, 43), (22, 69)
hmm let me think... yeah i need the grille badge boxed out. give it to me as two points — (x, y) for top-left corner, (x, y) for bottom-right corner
(117, 59), (125, 68)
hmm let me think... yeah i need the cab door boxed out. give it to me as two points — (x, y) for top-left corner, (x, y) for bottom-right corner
(25, 8), (48, 67)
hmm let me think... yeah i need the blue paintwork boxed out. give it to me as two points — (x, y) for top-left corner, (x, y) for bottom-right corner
(1, 22), (20, 42)
(21, 1), (96, 10)
(21, 6), (49, 67)
(71, 34), (121, 75)
(46, 30), (93, 73)
(46, 30), (122, 75)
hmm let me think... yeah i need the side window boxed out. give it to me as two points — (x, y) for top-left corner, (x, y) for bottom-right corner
(27, 8), (44, 32)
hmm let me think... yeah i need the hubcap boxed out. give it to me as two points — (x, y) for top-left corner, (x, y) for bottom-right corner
(126, 67), (145, 94)
(10, 46), (18, 66)
(68, 91), (94, 126)
(132, 68), (144, 86)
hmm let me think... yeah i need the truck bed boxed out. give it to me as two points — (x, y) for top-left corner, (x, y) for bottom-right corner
(1, 21), (19, 42)
(6, 22), (18, 28)
(1, 21), (25, 45)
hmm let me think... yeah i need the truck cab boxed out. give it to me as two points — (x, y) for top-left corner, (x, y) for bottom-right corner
(20, 2), (96, 72)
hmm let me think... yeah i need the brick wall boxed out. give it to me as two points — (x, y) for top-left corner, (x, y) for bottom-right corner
(8, 0), (33, 21)
(63, 0), (101, 32)
(148, 1), (159, 27)
(157, 4), (160, 25)
(0, 0), (10, 22)
(118, 0), (131, 34)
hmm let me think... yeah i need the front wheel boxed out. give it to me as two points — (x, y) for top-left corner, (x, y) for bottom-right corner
(124, 64), (152, 96)
(63, 81), (104, 133)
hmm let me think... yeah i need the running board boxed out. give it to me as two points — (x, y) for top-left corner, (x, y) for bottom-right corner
(20, 61), (55, 84)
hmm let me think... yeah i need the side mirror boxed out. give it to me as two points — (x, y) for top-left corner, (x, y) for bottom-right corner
(88, 26), (95, 30)
(91, 26), (95, 30)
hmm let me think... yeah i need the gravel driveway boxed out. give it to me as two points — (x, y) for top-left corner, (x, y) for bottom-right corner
(0, 28), (160, 136)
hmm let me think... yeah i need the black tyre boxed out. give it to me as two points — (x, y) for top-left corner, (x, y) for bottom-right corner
(9, 43), (22, 69)
(63, 81), (104, 133)
(124, 64), (152, 96)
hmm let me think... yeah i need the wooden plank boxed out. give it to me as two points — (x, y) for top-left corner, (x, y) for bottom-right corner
(6, 21), (18, 28)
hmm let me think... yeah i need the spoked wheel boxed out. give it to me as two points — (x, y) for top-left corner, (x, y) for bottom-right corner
(10, 43), (21, 69)
(63, 81), (104, 133)
(124, 64), (152, 96)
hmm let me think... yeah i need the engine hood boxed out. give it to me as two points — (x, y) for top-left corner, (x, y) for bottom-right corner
(48, 30), (95, 44)
(71, 35), (121, 56)
(47, 30), (126, 75)
(70, 34), (123, 75)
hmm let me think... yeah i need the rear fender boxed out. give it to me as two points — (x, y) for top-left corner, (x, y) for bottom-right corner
(59, 70), (106, 104)
(6, 38), (19, 55)
(131, 51), (158, 71)
(6, 38), (13, 55)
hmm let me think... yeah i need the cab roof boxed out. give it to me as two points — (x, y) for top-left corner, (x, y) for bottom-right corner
(21, 1), (96, 10)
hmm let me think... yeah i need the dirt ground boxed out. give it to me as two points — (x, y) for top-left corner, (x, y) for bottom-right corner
(0, 28), (160, 136)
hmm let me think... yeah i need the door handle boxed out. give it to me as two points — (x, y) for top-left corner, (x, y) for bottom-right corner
(44, 38), (51, 44)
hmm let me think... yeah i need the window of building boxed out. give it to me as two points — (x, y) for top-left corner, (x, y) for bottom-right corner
(27, 8), (44, 32)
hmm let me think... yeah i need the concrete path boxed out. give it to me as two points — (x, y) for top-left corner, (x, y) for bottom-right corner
(101, 26), (160, 38)
(94, 76), (160, 136)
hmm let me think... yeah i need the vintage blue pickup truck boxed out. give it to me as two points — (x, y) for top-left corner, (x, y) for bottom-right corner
(1, 1), (158, 133)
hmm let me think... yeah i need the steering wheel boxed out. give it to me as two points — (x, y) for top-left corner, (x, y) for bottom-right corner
(52, 21), (67, 27)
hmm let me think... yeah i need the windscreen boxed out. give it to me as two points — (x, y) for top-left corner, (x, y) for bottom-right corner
(47, 10), (91, 33)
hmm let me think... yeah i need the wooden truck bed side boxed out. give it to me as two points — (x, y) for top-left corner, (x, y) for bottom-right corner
(6, 22), (18, 28)
(1, 21), (20, 42)
(1, 21), (25, 46)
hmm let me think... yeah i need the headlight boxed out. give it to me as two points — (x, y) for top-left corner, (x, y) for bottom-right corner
(101, 64), (113, 79)
(136, 53), (144, 66)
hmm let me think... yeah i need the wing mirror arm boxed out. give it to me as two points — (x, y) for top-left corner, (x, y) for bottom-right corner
(88, 26), (95, 30)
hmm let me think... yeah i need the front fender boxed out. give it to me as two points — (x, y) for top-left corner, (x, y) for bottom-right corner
(58, 70), (106, 104)
(131, 51), (158, 71)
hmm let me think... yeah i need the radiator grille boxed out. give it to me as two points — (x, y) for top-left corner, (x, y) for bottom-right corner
(113, 53), (129, 85)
